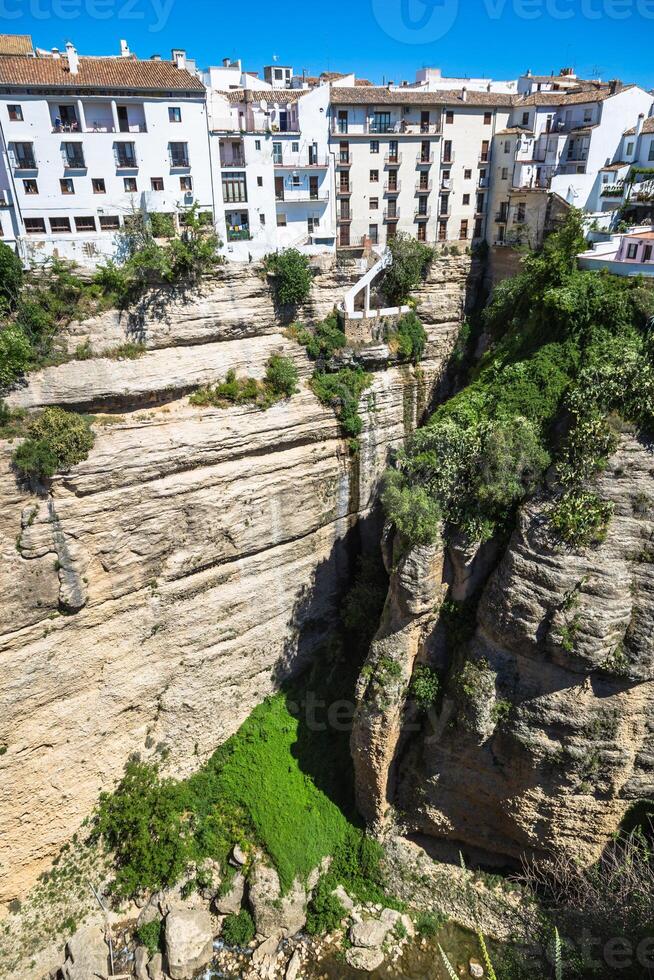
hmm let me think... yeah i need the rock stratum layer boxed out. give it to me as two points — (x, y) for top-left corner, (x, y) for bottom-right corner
(354, 430), (654, 865)
(0, 254), (477, 907)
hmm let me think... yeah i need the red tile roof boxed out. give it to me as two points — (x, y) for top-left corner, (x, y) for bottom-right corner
(0, 54), (205, 92)
(0, 34), (33, 55)
(624, 116), (654, 136)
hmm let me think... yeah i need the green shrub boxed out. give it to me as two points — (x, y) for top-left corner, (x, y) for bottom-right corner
(549, 490), (614, 548)
(12, 408), (94, 480)
(393, 311), (427, 364)
(305, 877), (346, 935)
(149, 212), (175, 239)
(293, 312), (346, 360)
(0, 241), (24, 310)
(108, 342), (147, 360)
(410, 665), (440, 712)
(264, 354), (298, 398)
(264, 249), (312, 306)
(415, 910), (446, 937)
(382, 473), (442, 546)
(136, 918), (163, 956)
(310, 367), (372, 438)
(382, 233), (435, 305)
(190, 369), (259, 408)
(221, 909), (255, 947)
(0, 325), (33, 389)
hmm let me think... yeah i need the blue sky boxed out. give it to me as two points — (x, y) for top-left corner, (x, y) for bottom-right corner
(4, 0), (653, 90)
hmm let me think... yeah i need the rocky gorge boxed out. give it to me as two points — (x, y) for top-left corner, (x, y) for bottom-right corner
(2, 224), (654, 980)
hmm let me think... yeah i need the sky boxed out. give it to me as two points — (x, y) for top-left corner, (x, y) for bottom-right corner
(2, 0), (653, 90)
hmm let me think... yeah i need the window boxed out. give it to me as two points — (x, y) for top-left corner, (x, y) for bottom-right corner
(479, 168), (487, 182)
(462, 193), (470, 205)
(445, 110), (454, 124)
(418, 195), (428, 216)
(388, 140), (399, 162)
(0, 218), (3, 236)
(255, 139), (261, 151)
(644, 244), (653, 262)
(370, 197), (379, 210)
(484, 112), (492, 125)
(368, 224), (378, 244)
(416, 222), (426, 242)
(516, 202), (526, 223)
(504, 140), (511, 153)
(169, 142), (189, 167)
(114, 142), (137, 168)
(12, 142), (35, 169)
(180, 176), (193, 191)
(150, 177), (164, 191)
(291, 141), (299, 153)
(371, 111), (391, 133)
(649, 140), (654, 162)
(370, 170), (379, 182)
(273, 142), (283, 164)
(438, 219), (447, 241)
(386, 224), (397, 240)
(23, 179), (38, 194)
(8, 105), (23, 121)
(276, 213), (287, 226)
(464, 168), (472, 179)
(93, 178), (106, 193)
(275, 68), (283, 80)
(307, 216), (318, 234)
(100, 215), (120, 231)
(222, 171), (247, 203)
(442, 140), (452, 163)
(421, 140), (431, 162)
(501, 167), (508, 180)
(124, 177), (137, 192)
(459, 219), (469, 239)
(337, 111), (348, 134)
(257, 176), (263, 187)
(480, 140), (490, 161)
(474, 217), (483, 238)
(259, 213), (266, 225)
(339, 224), (350, 247)
(60, 178), (74, 194)
(626, 141), (634, 156)
(291, 174), (301, 187)
(476, 193), (485, 212)
(521, 112), (529, 126)
(168, 107), (182, 123)
(626, 243), (638, 259)
(583, 108), (592, 122)
(25, 217), (46, 234)
(370, 140), (379, 154)
(63, 142), (85, 168)
(74, 216), (96, 232)
(49, 216), (71, 233)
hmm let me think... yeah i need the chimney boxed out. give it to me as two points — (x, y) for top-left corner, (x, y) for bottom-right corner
(172, 49), (186, 69)
(526, 68), (532, 77)
(65, 41), (78, 75)
(119, 39), (130, 57)
(636, 113), (645, 137)
(223, 57), (231, 67)
(608, 78), (622, 94)
(51, 47), (60, 59)
(461, 86), (467, 101)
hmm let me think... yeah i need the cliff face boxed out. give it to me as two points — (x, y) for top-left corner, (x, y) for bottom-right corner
(0, 254), (478, 908)
(353, 430), (654, 865)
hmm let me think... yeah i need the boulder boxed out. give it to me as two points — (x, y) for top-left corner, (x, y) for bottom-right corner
(147, 951), (164, 980)
(345, 946), (385, 971)
(249, 860), (307, 937)
(349, 918), (391, 949)
(135, 945), (149, 980)
(213, 872), (245, 915)
(231, 843), (247, 866)
(60, 923), (108, 980)
(251, 932), (282, 966)
(285, 949), (302, 980)
(164, 909), (214, 980)
(332, 884), (355, 912)
(469, 959), (484, 978)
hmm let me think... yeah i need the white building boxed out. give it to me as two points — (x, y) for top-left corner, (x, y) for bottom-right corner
(328, 86), (512, 249)
(0, 36), (213, 265)
(578, 225), (654, 276)
(207, 83), (335, 261)
(487, 82), (654, 246)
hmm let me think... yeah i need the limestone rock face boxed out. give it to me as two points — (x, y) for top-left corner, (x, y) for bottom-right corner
(0, 255), (477, 908)
(390, 433), (654, 864)
(59, 923), (108, 980)
(248, 861), (307, 938)
(164, 909), (214, 980)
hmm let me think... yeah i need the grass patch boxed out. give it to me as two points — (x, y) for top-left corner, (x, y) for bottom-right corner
(190, 357), (298, 411)
(310, 367), (372, 439)
(12, 408), (94, 481)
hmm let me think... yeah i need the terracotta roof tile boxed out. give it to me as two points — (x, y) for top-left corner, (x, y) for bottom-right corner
(624, 116), (654, 135)
(224, 89), (309, 104)
(516, 85), (631, 106)
(0, 54), (205, 92)
(328, 86), (515, 107)
(0, 34), (33, 55)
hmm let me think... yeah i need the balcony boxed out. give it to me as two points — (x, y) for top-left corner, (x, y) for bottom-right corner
(227, 228), (252, 241)
(478, 155), (490, 165)
(416, 180), (433, 194)
(415, 208), (431, 221)
(383, 208), (400, 222)
(337, 211), (352, 223)
(437, 205), (451, 218)
(11, 154), (37, 172)
(62, 146), (86, 170)
(495, 211), (509, 223)
(384, 153), (402, 166)
(337, 184), (352, 196)
(440, 177), (452, 190)
(418, 153), (435, 167)
(170, 154), (190, 169)
(280, 193), (330, 204)
(221, 156), (246, 168)
(384, 181), (401, 195)
(336, 154), (352, 167)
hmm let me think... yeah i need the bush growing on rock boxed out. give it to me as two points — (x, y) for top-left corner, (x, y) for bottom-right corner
(0, 241), (23, 310)
(382, 233), (435, 305)
(221, 909), (255, 947)
(310, 367), (372, 438)
(264, 248), (312, 306)
(264, 353), (298, 399)
(136, 918), (163, 956)
(305, 878), (346, 935)
(392, 312), (427, 364)
(12, 408), (94, 480)
(409, 665), (440, 712)
(0, 324), (33, 390)
(292, 311), (346, 361)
